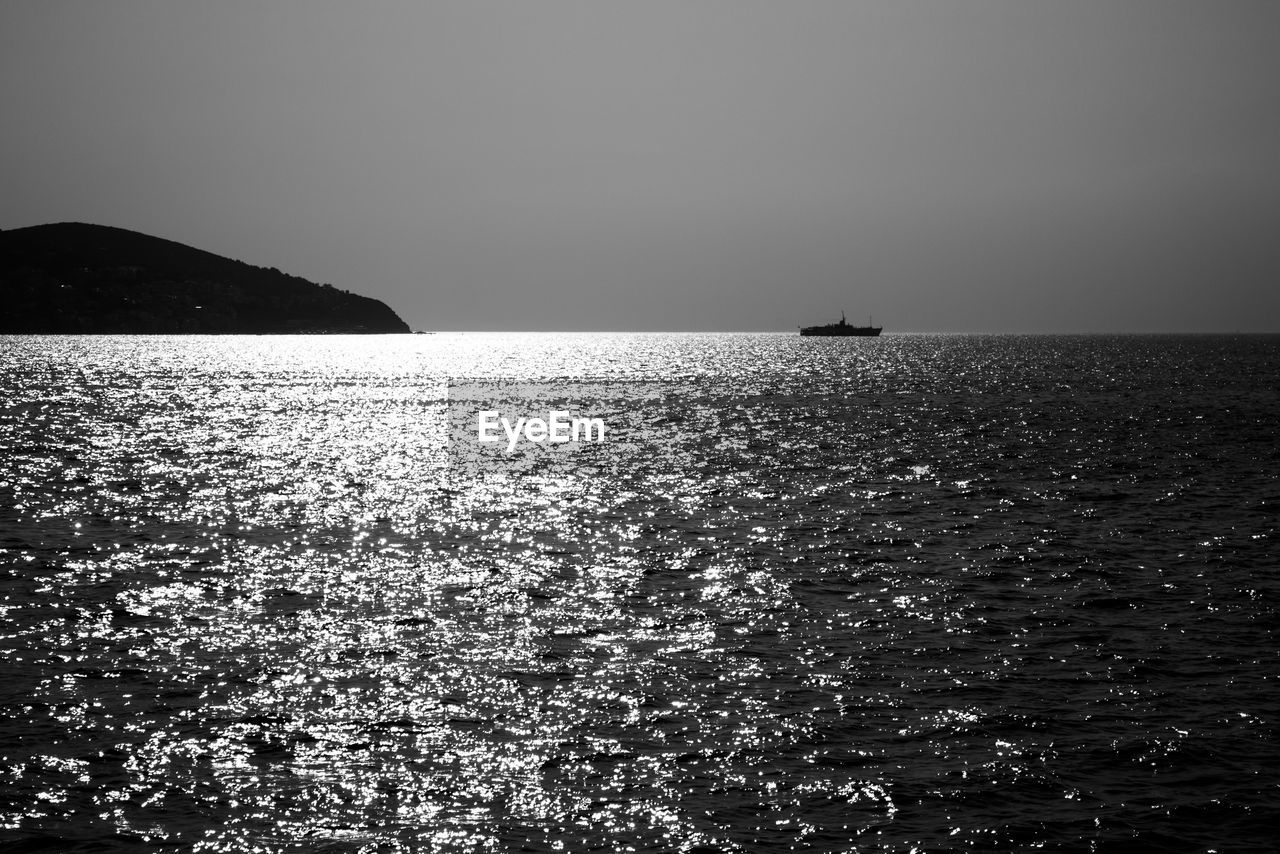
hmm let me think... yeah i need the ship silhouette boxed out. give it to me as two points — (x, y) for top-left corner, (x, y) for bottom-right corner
(799, 312), (882, 337)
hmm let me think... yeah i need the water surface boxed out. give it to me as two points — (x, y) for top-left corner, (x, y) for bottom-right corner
(1, 333), (1277, 852)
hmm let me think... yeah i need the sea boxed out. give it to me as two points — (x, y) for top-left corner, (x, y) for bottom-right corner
(1, 332), (1277, 853)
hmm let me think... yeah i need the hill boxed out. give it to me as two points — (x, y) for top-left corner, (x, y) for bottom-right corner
(0, 222), (411, 334)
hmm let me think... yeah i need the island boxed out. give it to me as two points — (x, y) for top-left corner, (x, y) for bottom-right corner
(0, 222), (411, 334)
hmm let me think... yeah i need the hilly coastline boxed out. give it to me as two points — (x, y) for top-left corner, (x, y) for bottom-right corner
(0, 222), (411, 334)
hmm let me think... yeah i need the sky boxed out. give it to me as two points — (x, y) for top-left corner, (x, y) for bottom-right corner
(3, 0), (1279, 332)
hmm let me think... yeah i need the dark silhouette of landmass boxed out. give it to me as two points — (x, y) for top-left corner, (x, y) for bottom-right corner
(0, 222), (411, 334)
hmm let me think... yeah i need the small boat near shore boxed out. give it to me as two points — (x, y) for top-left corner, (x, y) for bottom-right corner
(800, 312), (882, 337)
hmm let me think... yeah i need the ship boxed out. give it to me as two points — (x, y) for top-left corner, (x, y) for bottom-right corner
(799, 312), (882, 337)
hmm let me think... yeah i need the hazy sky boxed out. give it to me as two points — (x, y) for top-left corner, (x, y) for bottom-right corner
(3, 1), (1279, 331)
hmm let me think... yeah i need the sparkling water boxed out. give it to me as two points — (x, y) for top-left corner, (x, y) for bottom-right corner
(2, 333), (1277, 852)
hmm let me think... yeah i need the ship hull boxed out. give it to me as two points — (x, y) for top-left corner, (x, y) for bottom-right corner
(800, 326), (882, 336)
